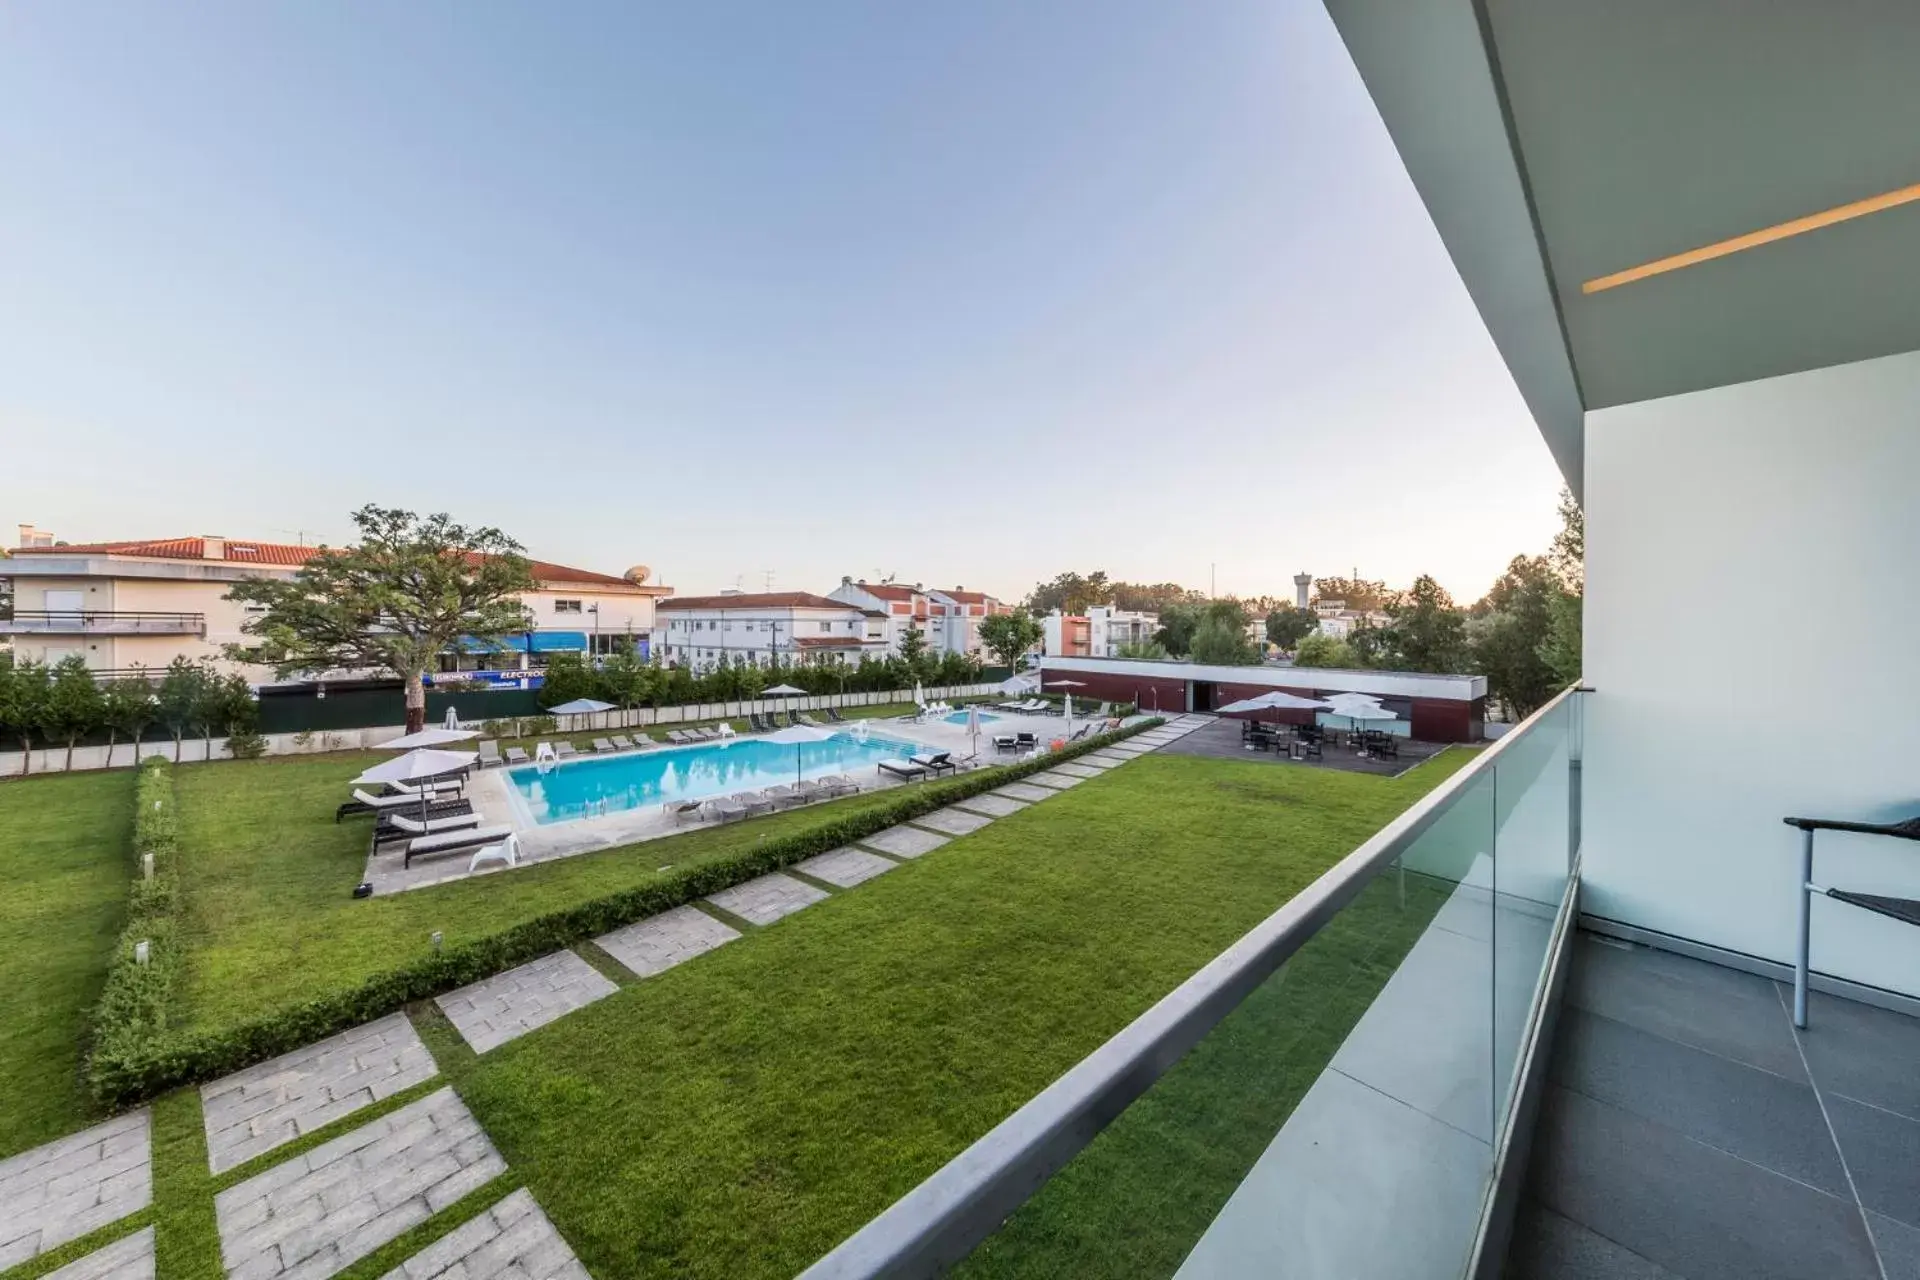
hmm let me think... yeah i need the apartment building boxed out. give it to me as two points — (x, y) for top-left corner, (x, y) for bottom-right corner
(925, 588), (1011, 658)
(1042, 606), (1160, 658)
(1, 529), (670, 682)
(655, 591), (888, 672)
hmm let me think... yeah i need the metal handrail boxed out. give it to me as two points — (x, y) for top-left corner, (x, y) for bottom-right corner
(6, 609), (207, 620)
(798, 684), (1583, 1280)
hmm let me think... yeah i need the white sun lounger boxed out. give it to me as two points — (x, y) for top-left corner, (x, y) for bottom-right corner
(406, 824), (513, 869)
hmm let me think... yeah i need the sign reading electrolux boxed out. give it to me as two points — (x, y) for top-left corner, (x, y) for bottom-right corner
(422, 669), (544, 690)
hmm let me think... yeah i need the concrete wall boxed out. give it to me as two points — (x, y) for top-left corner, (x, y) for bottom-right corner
(1583, 349), (1920, 996)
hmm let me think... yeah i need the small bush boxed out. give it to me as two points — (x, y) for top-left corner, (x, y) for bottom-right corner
(224, 729), (268, 760)
(88, 758), (187, 1095)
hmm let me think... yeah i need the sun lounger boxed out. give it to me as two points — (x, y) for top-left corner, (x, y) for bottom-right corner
(665, 799), (705, 825)
(785, 711), (802, 727)
(708, 797), (748, 822)
(878, 758), (928, 782)
(666, 730), (691, 744)
(1069, 725), (1091, 742)
(992, 734), (1018, 754)
(818, 774), (859, 798)
(1015, 732), (1038, 750)
(377, 808), (480, 849)
(505, 746), (530, 766)
(468, 833), (519, 872)
(388, 775), (462, 797)
(764, 784), (810, 809)
(337, 787), (443, 821)
(910, 752), (956, 777)
(827, 708), (846, 723)
(799, 713), (823, 726)
(610, 734), (634, 750)
(477, 740), (503, 768)
(632, 732), (656, 747)
(593, 738), (617, 754)
(739, 792), (775, 817)
(793, 779), (828, 802)
(554, 741), (579, 758)
(405, 823), (513, 869)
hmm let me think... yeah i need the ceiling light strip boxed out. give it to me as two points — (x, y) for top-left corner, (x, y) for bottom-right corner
(1582, 180), (1920, 294)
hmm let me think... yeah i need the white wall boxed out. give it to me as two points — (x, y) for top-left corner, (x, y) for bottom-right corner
(1584, 349), (1920, 995)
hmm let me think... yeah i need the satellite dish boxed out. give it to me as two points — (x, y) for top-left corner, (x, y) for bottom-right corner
(623, 565), (652, 584)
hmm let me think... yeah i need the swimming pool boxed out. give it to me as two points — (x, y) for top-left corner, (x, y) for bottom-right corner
(942, 709), (1000, 725)
(506, 732), (925, 825)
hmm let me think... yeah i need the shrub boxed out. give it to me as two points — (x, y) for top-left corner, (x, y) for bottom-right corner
(85, 720), (1163, 1106)
(224, 729), (268, 760)
(88, 758), (187, 1096)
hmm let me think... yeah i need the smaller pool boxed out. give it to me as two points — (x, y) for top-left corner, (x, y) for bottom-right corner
(942, 709), (1001, 725)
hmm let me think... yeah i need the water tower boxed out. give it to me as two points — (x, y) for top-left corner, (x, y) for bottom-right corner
(1293, 573), (1312, 610)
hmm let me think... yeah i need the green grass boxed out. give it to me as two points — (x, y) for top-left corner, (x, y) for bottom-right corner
(0, 770), (136, 1157)
(170, 751), (946, 1037)
(444, 750), (1470, 1280)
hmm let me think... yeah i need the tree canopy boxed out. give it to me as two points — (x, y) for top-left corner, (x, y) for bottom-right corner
(1265, 604), (1319, 652)
(978, 611), (1043, 671)
(226, 506), (535, 731)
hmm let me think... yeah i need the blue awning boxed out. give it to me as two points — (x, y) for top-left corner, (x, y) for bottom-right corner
(455, 634), (530, 654)
(530, 630), (588, 653)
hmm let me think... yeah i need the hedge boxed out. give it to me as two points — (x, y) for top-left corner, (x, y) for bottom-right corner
(88, 757), (186, 1094)
(85, 719), (1165, 1106)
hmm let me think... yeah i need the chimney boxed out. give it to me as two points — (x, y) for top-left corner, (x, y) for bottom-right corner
(203, 536), (227, 560)
(1294, 572), (1312, 610)
(842, 575), (852, 587)
(17, 523), (55, 548)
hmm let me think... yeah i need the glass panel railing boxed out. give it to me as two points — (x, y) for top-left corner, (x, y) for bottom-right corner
(798, 688), (1584, 1280)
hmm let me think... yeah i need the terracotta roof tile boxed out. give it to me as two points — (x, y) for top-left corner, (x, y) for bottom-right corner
(855, 581), (920, 601)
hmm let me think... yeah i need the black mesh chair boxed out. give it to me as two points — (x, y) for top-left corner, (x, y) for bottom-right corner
(1781, 814), (1920, 1027)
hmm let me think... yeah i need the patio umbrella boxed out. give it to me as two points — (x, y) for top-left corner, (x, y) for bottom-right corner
(1216, 690), (1333, 730)
(355, 748), (479, 823)
(548, 697), (616, 731)
(760, 723), (838, 786)
(761, 683), (806, 725)
(1000, 674), (1039, 696)
(374, 727), (479, 750)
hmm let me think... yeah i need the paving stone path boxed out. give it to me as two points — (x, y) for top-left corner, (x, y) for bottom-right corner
(376, 1188), (587, 1280)
(795, 847), (899, 888)
(40, 1227), (153, 1280)
(992, 782), (1055, 803)
(1029, 771), (1085, 789)
(202, 1014), (439, 1174)
(437, 953), (618, 1055)
(705, 872), (829, 925)
(215, 1087), (505, 1280)
(857, 825), (951, 859)
(595, 905), (740, 978)
(948, 794), (1027, 819)
(0, 1111), (151, 1270)
(911, 806), (996, 836)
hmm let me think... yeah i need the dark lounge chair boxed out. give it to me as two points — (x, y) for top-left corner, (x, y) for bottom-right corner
(878, 758), (928, 782)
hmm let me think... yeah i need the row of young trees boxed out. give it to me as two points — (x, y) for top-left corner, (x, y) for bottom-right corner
(0, 654), (262, 773)
(533, 642), (987, 712)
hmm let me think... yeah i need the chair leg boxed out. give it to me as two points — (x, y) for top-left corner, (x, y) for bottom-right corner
(1794, 827), (1813, 1029)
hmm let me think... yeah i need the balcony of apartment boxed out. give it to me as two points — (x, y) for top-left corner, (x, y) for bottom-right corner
(0, 609), (206, 637)
(795, 688), (1920, 1280)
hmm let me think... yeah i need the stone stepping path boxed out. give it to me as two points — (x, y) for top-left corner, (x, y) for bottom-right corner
(912, 807), (996, 836)
(202, 1014), (438, 1174)
(1029, 771), (1085, 789)
(40, 1227), (153, 1280)
(437, 953), (618, 1055)
(215, 1088), (504, 1280)
(376, 1188), (587, 1280)
(705, 873), (828, 925)
(794, 847), (898, 888)
(595, 905), (740, 978)
(858, 825), (951, 859)
(949, 794), (1028, 819)
(1084, 750), (1132, 764)
(0, 1111), (151, 1270)
(993, 782), (1055, 804)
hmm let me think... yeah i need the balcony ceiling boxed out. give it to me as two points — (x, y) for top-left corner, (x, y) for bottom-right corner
(1322, 0), (1920, 493)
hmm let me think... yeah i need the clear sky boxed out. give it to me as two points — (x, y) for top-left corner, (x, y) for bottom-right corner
(0, 1), (1564, 605)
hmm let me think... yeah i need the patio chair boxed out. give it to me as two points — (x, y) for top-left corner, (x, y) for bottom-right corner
(554, 741), (580, 758)
(799, 713), (823, 726)
(878, 758), (928, 782)
(610, 734), (635, 751)
(748, 713), (765, 732)
(337, 787), (443, 822)
(592, 738), (617, 754)
(793, 779), (829, 802)
(477, 740), (503, 768)
(1783, 813), (1920, 1026)
(1016, 731), (1038, 750)
(388, 775), (462, 798)
(378, 808), (481, 849)
(708, 796), (749, 823)
(1069, 725), (1091, 742)
(468, 833), (520, 873)
(786, 711), (803, 727)
(740, 792), (775, 818)
(950, 752), (983, 772)
(993, 734), (1018, 754)
(632, 732), (657, 748)
(910, 752), (956, 777)
(505, 746), (531, 766)
(666, 730), (692, 744)
(762, 784), (808, 809)
(405, 824), (513, 869)
(827, 708), (846, 723)
(819, 774), (860, 797)
(665, 799), (705, 825)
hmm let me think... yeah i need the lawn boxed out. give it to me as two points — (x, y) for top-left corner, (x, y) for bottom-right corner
(444, 750), (1470, 1279)
(0, 770), (135, 1158)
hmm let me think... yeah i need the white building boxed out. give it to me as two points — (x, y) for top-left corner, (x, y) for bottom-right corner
(1042, 606), (1160, 658)
(1309, 599), (1390, 640)
(655, 591), (888, 672)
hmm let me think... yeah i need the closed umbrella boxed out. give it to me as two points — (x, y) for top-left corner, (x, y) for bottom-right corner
(443, 706), (463, 731)
(1048, 679), (1086, 739)
(965, 704), (982, 757)
(760, 723), (838, 786)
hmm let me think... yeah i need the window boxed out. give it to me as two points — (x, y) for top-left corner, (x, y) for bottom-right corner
(723, 620), (733, 632)
(554, 599), (583, 614)
(819, 621), (832, 633)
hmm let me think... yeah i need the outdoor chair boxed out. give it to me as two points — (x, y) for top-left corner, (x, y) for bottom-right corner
(592, 738), (617, 754)
(708, 797), (749, 822)
(749, 713), (766, 731)
(786, 711), (803, 727)
(1069, 725), (1091, 742)
(827, 708), (846, 723)
(1016, 732), (1038, 750)
(505, 746), (530, 766)
(338, 787), (444, 821)
(763, 784), (808, 809)
(666, 730), (692, 744)
(819, 774), (859, 797)
(740, 792), (775, 818)
(632, 732), (657, 747)
(799, 713), (823, 726)
(477, 741), (503, 768)
(378, 808), (481, 850)
(910, 752), (956, 777)
(993, 734), (1018, 754)
(878, 758), (928, 782)
(554, 742), (579, 758)
(405, 824), (513, 869)
(611, 734), (635, 750)
(1783, 813), (1920, 1026)
(388, 775), (462, 798)
(468, 833), (520, 873)
(665, 799), (705, 825)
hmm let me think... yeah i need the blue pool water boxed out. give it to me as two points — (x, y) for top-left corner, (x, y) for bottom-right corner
(506, 732), (924, 824)
(942, 710), (1000, 725)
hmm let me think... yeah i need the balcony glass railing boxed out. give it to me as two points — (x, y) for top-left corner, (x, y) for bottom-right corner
(0, 610), (207, 636)
(800, 686), (1584, 1280)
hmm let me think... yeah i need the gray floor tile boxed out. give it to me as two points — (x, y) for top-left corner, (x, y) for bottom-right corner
(1567, 937), (1807, 1082)
(435, 952), (618, 1054)
(947, 794), (1026, 819)
(991, 783), (1054, 803)
(705, 872), (829, 925)
(1530, 1085), (1881, 1280)
(858, 825), (950, 859)
(1505, 1203), (1682, 1280)
(0, 1111), (152, 1271)
(1825, 1095), (1920, 1230)
(793, 847), (897, 888)
(912, 807), (994, 836)
(41, 1227), (155, 1280)
(375, 1187), (587, 1280)
(1795, 988), (1920, 1123)
(595, 905), (740, 978)
(1870, 1211), (1920, 1280)
(1551, 1009), (1849, 1196)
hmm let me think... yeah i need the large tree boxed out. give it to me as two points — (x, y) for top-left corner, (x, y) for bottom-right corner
(1383, 575), (1469, 673)
(1023, 570), (1115, 615)
(895, 625), (933, 680)
(1189, 615), (1260, 665)
(1292, 632), (1355, 669)
(978, 611), (1043, 672)
(40, 655), (105, 771)
(1312, 576), (1391, 612)
(228, 507), (535, 732)
(1471, 555), (1563, 718)
(0, 657), (51, 773)
(1265, 604), (1319, 652)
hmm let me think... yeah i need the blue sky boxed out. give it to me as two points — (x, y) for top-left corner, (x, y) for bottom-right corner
(0, 1), (1562, 604)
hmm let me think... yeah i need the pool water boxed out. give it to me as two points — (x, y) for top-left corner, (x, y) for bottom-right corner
(942, 709), (1000, 725)
(506, 732), (924, 824)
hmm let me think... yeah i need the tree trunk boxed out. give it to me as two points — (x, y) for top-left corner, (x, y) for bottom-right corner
(405, 670), (427, 733)
(66, 737), (77, 772)
(16, 735), (30, 775)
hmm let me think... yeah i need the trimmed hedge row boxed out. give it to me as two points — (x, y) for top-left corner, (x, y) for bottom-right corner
(86, 719), (1165, 1106)
(88, 757), (186, 1093)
